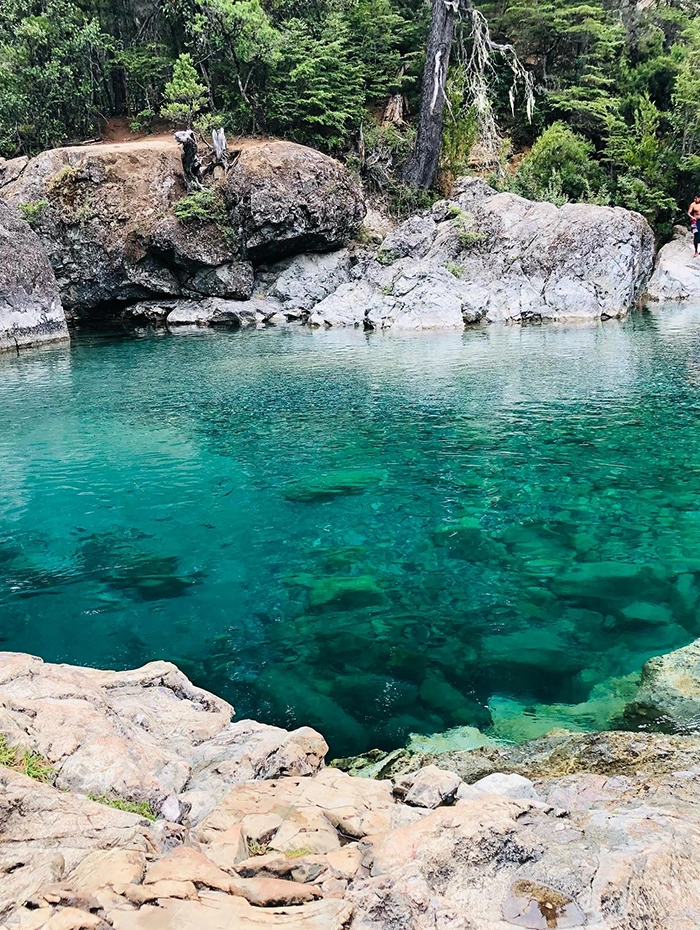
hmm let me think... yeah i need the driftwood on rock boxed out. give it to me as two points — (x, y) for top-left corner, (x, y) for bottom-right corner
(212, 127), (229, 166)
(175, 129), (203, 191)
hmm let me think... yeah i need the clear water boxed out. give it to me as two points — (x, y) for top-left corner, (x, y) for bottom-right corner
(3, 307), (700, 756)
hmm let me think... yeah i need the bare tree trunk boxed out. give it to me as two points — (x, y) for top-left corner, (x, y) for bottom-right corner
(175, 130), (203, 191)
(402, 0), (458, 190)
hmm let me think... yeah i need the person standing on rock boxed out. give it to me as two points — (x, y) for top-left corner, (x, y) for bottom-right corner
(688, 194), (700, 257)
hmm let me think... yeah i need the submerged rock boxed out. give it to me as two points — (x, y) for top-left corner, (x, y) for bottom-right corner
(307, 575), (385, 611)
(282, 468), (386, 502)
(0, 200), (68, 351)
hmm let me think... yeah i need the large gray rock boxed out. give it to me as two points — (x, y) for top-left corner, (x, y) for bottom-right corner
(646, 226), (700, 301)
(165, 296), (280, 328)
(0, 201), (68, 351)
(623, 637), (700, 731)
(225, 142), (366, 261)
(0, 139), (364, 318)
(309, 186), (654, 329)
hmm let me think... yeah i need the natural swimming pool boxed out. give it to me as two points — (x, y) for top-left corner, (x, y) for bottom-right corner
(3, 307), (700, 756)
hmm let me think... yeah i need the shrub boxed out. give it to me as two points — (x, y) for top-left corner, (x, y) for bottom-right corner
(512, 122), (607, 204)
(19, 200), (49, 227)
(173, 187), (238, 250)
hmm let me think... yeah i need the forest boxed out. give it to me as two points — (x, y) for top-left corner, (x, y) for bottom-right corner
(1, 0), (700, 234)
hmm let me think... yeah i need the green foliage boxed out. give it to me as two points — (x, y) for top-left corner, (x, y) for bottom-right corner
(87, 793), (157, 820)
(606, 95), (678, 233)
(0, 0), (113, 156)
(512, 122), (607, 204)
(445, 262), (464, 278)
(457, 229), (488, 250)
(266, 16), (365, 151)
(173, 187), (238, 249)
(1, 0), (700, 233)
(439, 68), (479, 186)
(161, 53), (208, 127)
(247, 840), (270, 856)
(18, 200), (48, 227)
(0, 735), (54, 783)
(284, 846), (313, 858)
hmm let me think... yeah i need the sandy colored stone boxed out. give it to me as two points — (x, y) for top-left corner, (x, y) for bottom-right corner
(42, 908), (108, 930)
(110, 892), (353, 930)
(118, 880), (197, 904)
(205, 823), (248, 871)
(66, 850), (145, 894)
(0, 767), (153, 913)
(269, 807), (341, 856)
(234, 853), (294, 879)
(400, 765), (462, 809)
(144, 847), (234, 892)
(324, 846), (363, 881)
(197, 768), (392, 848)
(229, 877), (321, 907)
(0, 654), (326, 818)
(241, 813), (284, 846)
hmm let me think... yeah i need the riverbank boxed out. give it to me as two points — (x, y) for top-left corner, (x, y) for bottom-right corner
(2, 650), (700, 930)
(0, 136), (664, 351)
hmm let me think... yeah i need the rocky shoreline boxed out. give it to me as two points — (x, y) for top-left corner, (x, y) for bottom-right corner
(2, 644), (700, 929)
(5, 134), (697, 352)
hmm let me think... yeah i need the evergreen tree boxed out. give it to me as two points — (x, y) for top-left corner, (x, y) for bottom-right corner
(160, 52), (208, 127)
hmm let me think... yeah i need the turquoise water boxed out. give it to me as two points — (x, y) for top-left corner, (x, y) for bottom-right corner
(3, 308), (700, 755)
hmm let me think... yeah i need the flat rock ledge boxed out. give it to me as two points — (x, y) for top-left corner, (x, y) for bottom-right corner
(3, 653), (700, 929)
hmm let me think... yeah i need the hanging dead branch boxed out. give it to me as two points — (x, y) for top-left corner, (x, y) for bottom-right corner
(457, 2), (535, 173)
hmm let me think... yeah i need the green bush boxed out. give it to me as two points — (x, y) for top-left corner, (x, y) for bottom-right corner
(173, 187), (238, 250)
(512, 122), (607, 204)
(19, 200), (49, 227)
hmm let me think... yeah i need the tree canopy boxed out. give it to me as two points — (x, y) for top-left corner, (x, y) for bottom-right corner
(1, 0), (699, 232)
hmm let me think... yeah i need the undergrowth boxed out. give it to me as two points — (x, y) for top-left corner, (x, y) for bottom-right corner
(88, 792), (157, 820)
(19, 200), (49, 227)
(0, 735), (54, 783)
(173, 187), (238, 251)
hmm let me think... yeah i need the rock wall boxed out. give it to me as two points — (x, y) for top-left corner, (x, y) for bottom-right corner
(304, 181), (654, 328)
(3, 651), (700, 930)
(0, 201), (68, 351)
(0, 139), (365, 319)
(1, 147), (655, 331)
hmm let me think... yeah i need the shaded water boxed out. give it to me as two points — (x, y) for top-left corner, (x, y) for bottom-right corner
(3, 307), (700, 755)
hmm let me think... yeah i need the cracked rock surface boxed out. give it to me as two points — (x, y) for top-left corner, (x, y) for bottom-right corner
(3, 653), (700, 930)
(307, 181), (655, 328)
(0, 201), (68, 351)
